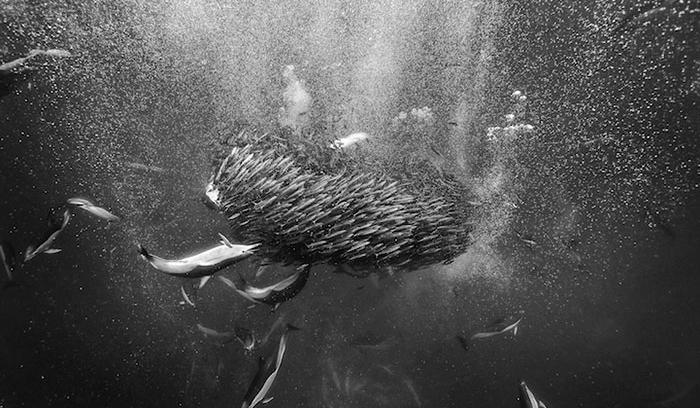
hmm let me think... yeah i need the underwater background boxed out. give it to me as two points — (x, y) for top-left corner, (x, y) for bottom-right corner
(0, 0), (698, 407)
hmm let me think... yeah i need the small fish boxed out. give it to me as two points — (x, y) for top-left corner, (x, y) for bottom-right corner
(66, 197), (120, 222)
(196, 323), (236, 344)
(349, 332), (396, 352)
(180, 285), (195, 307)
(221, 264), (311, 307)
(403, 377), (422, 407)
(1, 240), (17, 281)
(612, 0), (691, 33)
(514, 230), (537, 247)
(42, 49), (72, 58)
(137, 234), (258, 278)
(471, 317), (523, 340)
(235, 326), (257, 351)
(519, 380), (547, 408)
(330, 132), (370, 149)
(203, 182), (220, 210)
(241, 324), (299, 408)
(24, 207), (71, 262)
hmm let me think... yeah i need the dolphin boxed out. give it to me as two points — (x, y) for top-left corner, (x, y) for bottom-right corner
(471, 317), (523, 340)
(241, 324), (299, 408)
(137, 234), (259, 278)
(219, 264), (310, 307)
(1, 240), (17, 281)
(519, 380), (547, 408)
(24, 207), (71, 262)
(66, 197), (120, 222)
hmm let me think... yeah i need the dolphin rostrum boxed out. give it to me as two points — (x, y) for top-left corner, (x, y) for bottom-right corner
(519, 380), (547, 408)
(137, 234), (259, 278)
(218, 264), (310, 307)
(241, 324), (299, 408)
(67, 197), (120, 222)
(470, 316), (523, 340)
(24, 206), (71, 262)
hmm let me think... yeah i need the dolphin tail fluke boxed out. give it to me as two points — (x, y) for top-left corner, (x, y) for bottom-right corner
(137, 244), (151, 260)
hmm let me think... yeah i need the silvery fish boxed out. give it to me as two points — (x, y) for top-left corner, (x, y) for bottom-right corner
(471, 317), (523, 340)
(196, 323), (236, 344)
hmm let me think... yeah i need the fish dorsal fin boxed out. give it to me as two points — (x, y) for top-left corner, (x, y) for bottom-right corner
(218, 233), (233, 247)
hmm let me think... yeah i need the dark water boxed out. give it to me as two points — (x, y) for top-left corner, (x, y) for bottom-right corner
(1, 1), (698, 407)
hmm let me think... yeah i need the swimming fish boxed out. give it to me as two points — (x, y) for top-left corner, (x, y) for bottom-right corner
(24, 207), (71, 262)
(330, 132), (370, 149)
(1, 240), (17, 281)
(196, 323), (236, 344)
(241, 324), (299, 408)
(519, 380), (547, 408)
(180, 285), (195, 307)
(471, 317), (523, 340)
(1, 49), (71, 98)
(137, 234), (258, 278)
(66, 197), (120, 222)
(220, 264), (311, 307)
(349, 332), (397, 352)
(235, 326), (257, 352)
(403, 377), (422, 407)
(612, 0), (696, 33)
(203, 182), (220, 211)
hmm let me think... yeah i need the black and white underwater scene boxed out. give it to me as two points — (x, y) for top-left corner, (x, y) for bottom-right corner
(1, 0), (699, 407)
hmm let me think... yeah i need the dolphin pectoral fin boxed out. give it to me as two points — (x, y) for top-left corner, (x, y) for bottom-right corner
(262, 397), (274, 404)
(199, 276), (212, 289)
(217, 233), (233, 247)
(44, 248), (62, 254)
(513, 325), (518, 336)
